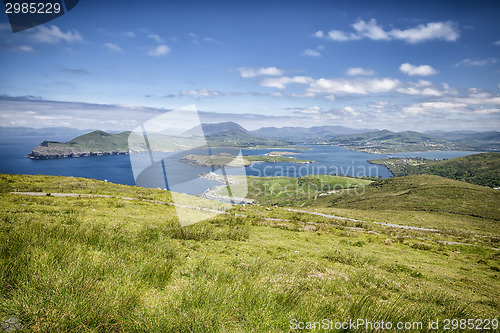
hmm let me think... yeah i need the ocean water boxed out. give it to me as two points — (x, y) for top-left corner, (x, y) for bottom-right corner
(0, 135), (479, 195)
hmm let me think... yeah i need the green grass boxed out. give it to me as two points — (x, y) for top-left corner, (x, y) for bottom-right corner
(217, 175), (372, 206)
(0, 174), (499, 332)
(370, 153), (500, 187)
(311, 175), (500, 220)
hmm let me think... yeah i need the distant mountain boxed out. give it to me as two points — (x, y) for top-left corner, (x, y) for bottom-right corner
(251, 125), (373, 142)
(425, 130), (500, 151)
(27, 123), (287, 159)
(425, 130), (500, 142)
(182, 122), (286, 147)
(181, 122), (248, 137)
(0, 126), (92, 139)
(328, 129), (457, 153)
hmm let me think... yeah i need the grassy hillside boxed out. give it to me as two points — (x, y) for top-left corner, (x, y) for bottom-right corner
(329, 129), (457, 153)
(313, 175), (499, 215)
(205, 129), (285, 147)
(370, 153), (500, 188)
(217, 175), (372, 206)
(1, 174), (499, 331)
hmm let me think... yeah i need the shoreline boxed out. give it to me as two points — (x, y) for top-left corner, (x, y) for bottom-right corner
(199, 172), (254, 205)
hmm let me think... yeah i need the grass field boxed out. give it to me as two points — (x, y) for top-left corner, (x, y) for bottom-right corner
(0, 174), (499, 332)
(369, 153), (500, 188)
(217, 175), (373, 206)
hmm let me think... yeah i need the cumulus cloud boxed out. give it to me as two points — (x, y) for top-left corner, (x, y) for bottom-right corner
(27, 25), (83, 44)
(316, 19), (459, 44)
(180, 89), (223, 97)
(367, 101), (391, 109)
(352, 19), (390, 40)
(146, 44), (170, 56)
(103, 43), (122, 52)
(260, 76), (312, 89)
(307, 77), (400, 95)
(313, 31), (324, 38)
(402, 102), (468, 115)
(148, 34), (165, 44)
(238, 66), (283, 78)
(346, 67), (375, 76)
(293, 106), (322, 115)
(399, 63), (437, 76)
(302, 48), (321, 57)
(179, 89), (240, 98)
(452, 88), (500, 105)
(341, 106), (362, 116)
(455, 58), (497, 67)
(396, 81), (456, 97)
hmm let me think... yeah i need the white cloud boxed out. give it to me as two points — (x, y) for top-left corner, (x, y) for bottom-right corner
(352, 19), (390, 40)
(148, 34), (164, 44)
(314, 30), (324, 38)
(327, 30), (360, 41)
(260, 76), (312, 89)
(238, 67), (283, 78)
(103, 43), (122, 52)
(307, 78), (400, 94)
(389, 21), (459, 43)
(302, 48), (321, 57)
(341, 106), (361, 116)
(346, 67), (375, 76)
(9, 45), (34, 52)
(27, 25), (83, 44)
(180, 89), (222, 97)
(368, 101), (391, 109)
(455, 58), (497, 67)
(494, 40), (500, 46)
(290, 92), (316, 98)
(403, 102), (468, 115)
(396, 81), (456, 97)
(125, 31), (136, 38)
(269, 91), (284, 98)
(399, 63), (437, 76)
(316, 19), (459, 44)
(294, 106), (322, 115)
(146, 44), (170, 56)
(452, 88), (500, 105)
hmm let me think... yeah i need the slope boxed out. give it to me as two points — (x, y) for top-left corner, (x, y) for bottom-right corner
(370, 153), (500, 187)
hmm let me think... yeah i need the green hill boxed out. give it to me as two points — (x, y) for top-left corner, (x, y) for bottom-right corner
(312, 174), (500, 220)
(0, 174), (499, 331)
(329, 129), (458, 153)
(370, 153), (500, 187)
(27, 130), (133, 159)
(205, 128), (285, 147)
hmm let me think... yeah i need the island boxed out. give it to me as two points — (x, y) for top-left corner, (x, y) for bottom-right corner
(180, 153), (315, 167)
(27, 130), (132, 159)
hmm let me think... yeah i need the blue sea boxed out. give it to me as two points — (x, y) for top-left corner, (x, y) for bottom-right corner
(0, 135), (480, 195)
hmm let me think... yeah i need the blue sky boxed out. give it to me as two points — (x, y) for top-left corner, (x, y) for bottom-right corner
(0, 0), (499, 131)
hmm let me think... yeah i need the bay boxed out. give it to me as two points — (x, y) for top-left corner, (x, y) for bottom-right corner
(0, 136), (479, 195)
